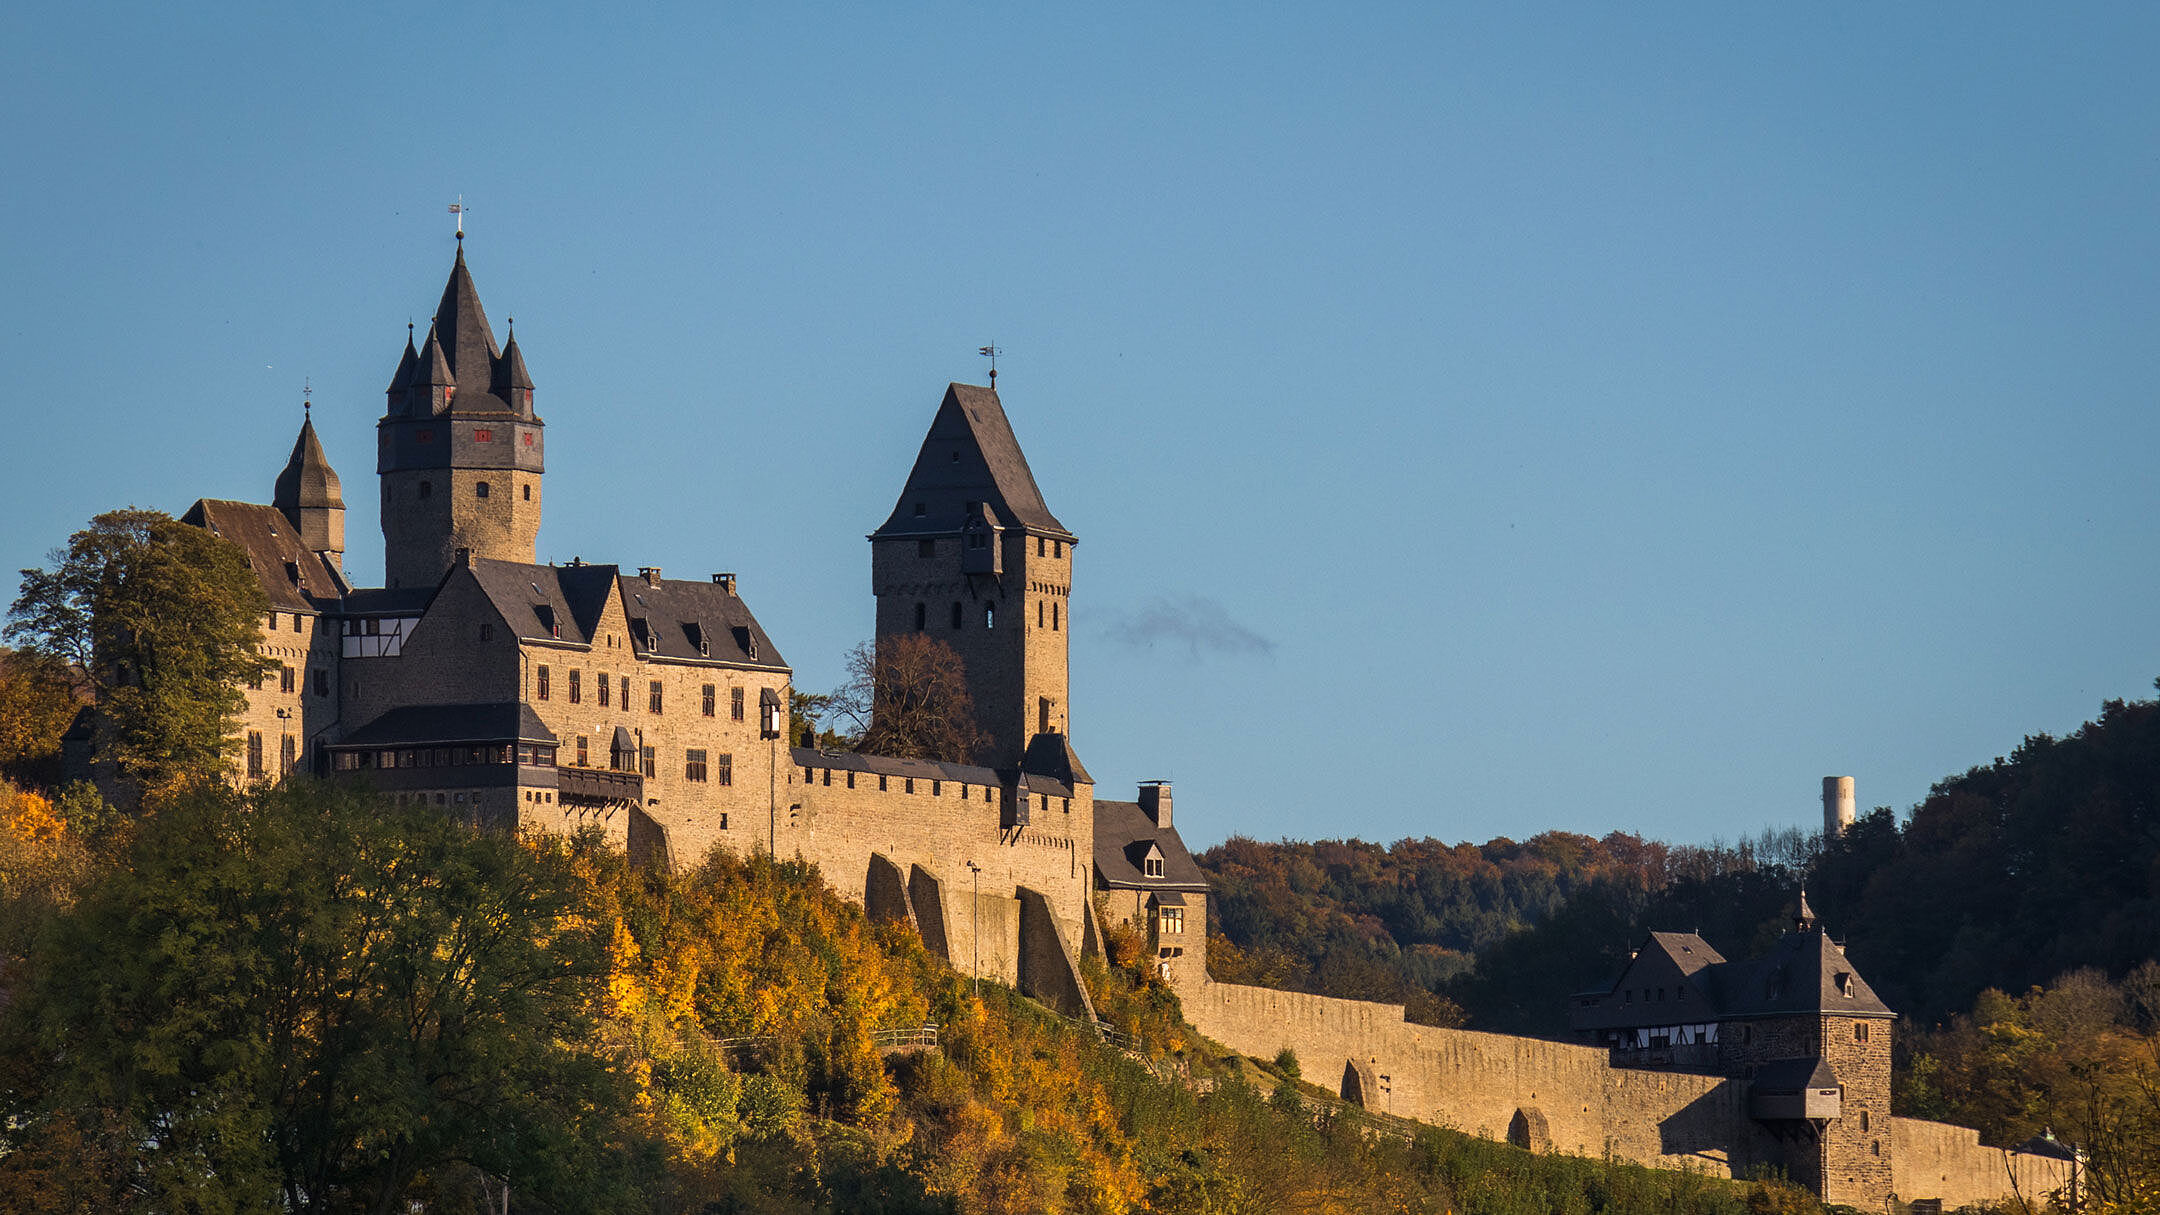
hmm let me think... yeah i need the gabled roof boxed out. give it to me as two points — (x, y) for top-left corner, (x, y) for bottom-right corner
(466, 559), (619, 647)
(433, 244), (502, 388)
(871, 383), (1071, 539)
(1700, 930), (1895, 1020)
(1572, 925), (1894, 1032)
(338, 701), (555, 747)
(272, 414), (343, 514)
(618, 572), (788, 671)
(180, 499), (346, 611)
(1093, 798), (1209, 890)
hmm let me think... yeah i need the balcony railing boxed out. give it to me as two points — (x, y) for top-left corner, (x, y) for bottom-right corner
(558, 766), (643, 806)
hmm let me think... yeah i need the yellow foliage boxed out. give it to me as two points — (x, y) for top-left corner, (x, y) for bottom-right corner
(6, 790), (65, 845)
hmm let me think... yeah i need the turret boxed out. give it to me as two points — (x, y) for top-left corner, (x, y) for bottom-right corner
(273, 406), (345, 569)
(376, 240), (545, 588)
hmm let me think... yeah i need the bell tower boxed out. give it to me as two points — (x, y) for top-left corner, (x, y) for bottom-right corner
(377, 239), (545, 588)
(870, 382), (1075, 767)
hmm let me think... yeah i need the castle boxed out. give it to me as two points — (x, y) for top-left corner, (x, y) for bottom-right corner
(184, 239), (2058, 1209)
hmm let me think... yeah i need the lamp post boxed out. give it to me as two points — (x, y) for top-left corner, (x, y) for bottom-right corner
(966, 861), (983, 997)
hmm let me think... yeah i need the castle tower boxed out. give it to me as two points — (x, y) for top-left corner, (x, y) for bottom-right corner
(273, 406), (345, 570)
(376, 241), (545, 588)
(870, 382), (1075, 766)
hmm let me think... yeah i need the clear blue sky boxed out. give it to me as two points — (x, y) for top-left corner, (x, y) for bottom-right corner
(5, 5), (2156, 850)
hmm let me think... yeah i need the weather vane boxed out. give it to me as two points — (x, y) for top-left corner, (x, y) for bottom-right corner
(303, 377), (312, 417)
(979, 343), (1001, 388)
(449, 195), (469, 240)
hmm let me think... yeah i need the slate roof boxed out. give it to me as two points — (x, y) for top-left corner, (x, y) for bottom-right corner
(1575, 925), (1895, 1029)
(272, 414), (343, 514)
(617, 572), (788, 671)
(434, 244), (503, 389)
(339, 702), (556, 747)
(871, 383), (1071, 539)
(1750, 1057), (1840, 1093)
(1093, 799), (1210, 890)
(1698, 930), (1895, 1020)
(181, 499), (347, 612)
(789, 746), (1003, 786)
(342, 586), (437, 616)
(456, 559), (787, 671)
(1021, 732), (1093, 785)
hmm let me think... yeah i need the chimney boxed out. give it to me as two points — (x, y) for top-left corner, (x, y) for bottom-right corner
(1822, 776), (1855, 841)
(713, 572), (737, 595)
(639, 566), (662, 587)
(1139, 781), (1172, 829)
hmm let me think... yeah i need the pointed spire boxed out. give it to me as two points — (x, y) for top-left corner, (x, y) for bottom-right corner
(274, 409), (344, 514)
(432, 243), (501, 387)
(498, 322), (533, 392)
(386, 322), (419, 394)
(1794, 889), (1818, 934)
(418, 321), (455, 387)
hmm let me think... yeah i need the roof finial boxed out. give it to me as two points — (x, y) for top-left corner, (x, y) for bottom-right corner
(448, 194), (468, 242)
(302, 377), (311, 419)
(979, 342), (1001, 389)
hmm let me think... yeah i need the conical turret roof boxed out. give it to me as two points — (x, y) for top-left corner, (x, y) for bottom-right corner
(418, 323), (455, 387)
(387, 328), (418, 393)
(432, 244), (501, 385)
(273, 413), (344, 513)
(498, 329), (533, 392)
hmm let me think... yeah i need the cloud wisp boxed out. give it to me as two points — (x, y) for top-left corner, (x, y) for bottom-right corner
(1101, 595), (1275, 661)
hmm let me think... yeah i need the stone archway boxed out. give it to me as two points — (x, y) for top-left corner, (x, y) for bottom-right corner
(1508, 1106), (1551, 1153)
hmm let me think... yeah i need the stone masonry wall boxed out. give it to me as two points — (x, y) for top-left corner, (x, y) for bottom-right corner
(786, 756), (1092, 993)
(1816, 1014), (1894, 1208)
(1179, 977), (1778, 1176)
(1892, 1118), (2073, 1210)
(1179, 976), (2044, 1207)
(235, 608), (339, 783)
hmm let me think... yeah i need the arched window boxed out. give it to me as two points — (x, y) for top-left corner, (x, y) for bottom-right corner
(475, 481), (491, 499)
(1052, 601), (1061, 630)
(913, 602), (926, 631)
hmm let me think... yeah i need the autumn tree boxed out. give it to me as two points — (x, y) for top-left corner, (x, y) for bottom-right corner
(0, 782), (647, 1212)
(0, 649), (86, 787)
(832, 635), (989, 764)
(6, 508), (272, 802)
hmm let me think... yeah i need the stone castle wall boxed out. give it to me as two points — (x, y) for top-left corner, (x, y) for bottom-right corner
(1178, 976), (2058, 1208)
(1892, 1118), (2073, 1210)
(779, 753), (1093, 1009)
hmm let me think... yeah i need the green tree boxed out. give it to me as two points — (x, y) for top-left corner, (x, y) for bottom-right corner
(6, 508), (272, 801)
(0, 782), (649, 1213)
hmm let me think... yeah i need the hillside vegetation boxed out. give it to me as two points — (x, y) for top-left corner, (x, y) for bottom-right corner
(0, 778), (1819, 1215)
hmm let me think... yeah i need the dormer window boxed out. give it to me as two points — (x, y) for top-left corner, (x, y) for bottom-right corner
(913, 501), (926, 516)
(1145, 856), (1164, 878)
(534, 605), (558, 638)
(1836, 972), (1855, 997)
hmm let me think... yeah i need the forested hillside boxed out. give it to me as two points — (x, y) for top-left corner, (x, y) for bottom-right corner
(0, 778), (1821, 1215)
(1200, 687), (2160, 1035)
